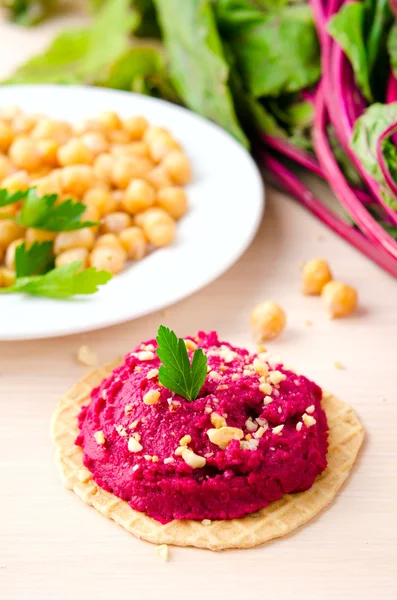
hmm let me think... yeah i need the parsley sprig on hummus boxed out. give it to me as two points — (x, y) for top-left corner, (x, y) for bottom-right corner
(156, 325), (207, 401)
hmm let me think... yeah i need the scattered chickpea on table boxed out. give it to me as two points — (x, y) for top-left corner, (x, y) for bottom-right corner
(0, 107), (192, 286)
(249, 259), (358, 343)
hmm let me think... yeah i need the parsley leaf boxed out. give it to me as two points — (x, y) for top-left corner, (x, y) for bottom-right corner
(15, 242), (54, 278)
(14, 188), (98, 231)
(0, 262), (112, 299)
(0, 188), (27, 208)
(156, 325), (207, 401)
(4, 0), (138, 85)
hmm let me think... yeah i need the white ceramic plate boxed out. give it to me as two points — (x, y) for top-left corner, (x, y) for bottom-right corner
(0, 85), (264, 340)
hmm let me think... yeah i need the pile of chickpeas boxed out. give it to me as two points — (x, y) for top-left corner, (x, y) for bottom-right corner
(0, 106), (191, 287)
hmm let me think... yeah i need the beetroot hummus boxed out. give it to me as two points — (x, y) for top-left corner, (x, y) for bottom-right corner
(76, 332), (328, 524)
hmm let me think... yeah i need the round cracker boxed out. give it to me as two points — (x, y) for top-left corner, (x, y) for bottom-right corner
(51, 360), (364, 551)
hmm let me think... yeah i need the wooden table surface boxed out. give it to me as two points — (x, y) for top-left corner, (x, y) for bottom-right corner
(1, 10), (396, 600)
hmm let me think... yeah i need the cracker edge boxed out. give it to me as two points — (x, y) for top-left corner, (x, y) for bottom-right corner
(51, 361), (365, 551)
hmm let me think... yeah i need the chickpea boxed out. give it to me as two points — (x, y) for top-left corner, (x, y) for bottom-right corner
(100, 211), (132, 235)
(103, 190), (123, 215)
(0, 203), (18, 217)
(162, 151), (192, 185)
(143, 125), (170, 145)
(250, 301), (286, 342)
(60, 165), (95, 196)
(12, 114), (39, 135)
(84, 188), (110, 217)
(55, 247), (89, 270)
(321, 281), (358, 318)
(0, 267), (16, 287)
(82, 204), (101, 224)
(0, 221), (25, 248)
(34, 170), (63, 196)
(95, 233), (125, 253)
(9, 137), (41, 172)
(146, 165), (173, 190)
(148, 132), (181, 163)
(26, 228), (57, 245)
(111, 156), (153, 189)
(80, 131), (108, 155)
(31, 118), (72, 143)
(119, 226), (147, 260)
(89, 245), (126, 274)
(157, 186), (188, 220)
(93, 153), (114, 184)
(1, 170), (30, 192)
(5, 238), (24, 270)
(135, 207), (176, 247)
(97, 111), (122, 130)
(0, 120), (14, 151)
(54, 228), (95, 255)
(107, 129), (130, 144)
(0, 105), (21, 120)
(111, 141), (150, 158)
(37, 139), (59, 167)
(123, 179), (155, 214)
(57, 138), (95, 166)
(30, 167), (52, 180)
(0, 155), (13, 180)
(302, 258), (333, 295)
(123, 116), (148, 140)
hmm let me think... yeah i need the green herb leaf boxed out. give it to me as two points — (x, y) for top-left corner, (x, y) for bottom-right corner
(4, 0), (138, 84)
(156, 325), (207, 401)
(14, 188), (98, 231)
(1, 0), (55, 26)
(15, 241), (54, 277)
(153, 0), (249, 148)
(103, 46), (180, 103)
(0, 188), (27, 208)
(328, 2), (372, 101)
(351, 102), (397, 208)
(215, 0), (320, 98)
(0, 262), (112, 299)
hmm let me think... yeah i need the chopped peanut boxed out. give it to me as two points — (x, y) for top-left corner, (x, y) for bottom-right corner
(94, 431), (105, 445)
(180, 447), (206, 469)
(155, 544), (169, 561)
(128, 437), (143, 452)
(143, 390), (160, 405)
(210, 413), (226, 429)
(77, 345), (97, 367)
(207, 426), (244, 449)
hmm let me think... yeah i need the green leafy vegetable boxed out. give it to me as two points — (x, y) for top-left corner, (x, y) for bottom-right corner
(1, 0), (54, 25)
(0, 262), (112, 299)
(15, 241), (54, 277)
(4, 0), (138, 84)
(11, 188), (98, 231)
(156, 325), (207, 402)
(328, 2), (372, 101)
(364, 0), (392, 73)
(327, 126), (363, 188)
(387, 21), (397, 80)
(104, 46), (180, 102)
(351, 102), (397, 208)
(153, 0), (249, 147)
(215, 0), (320, 98)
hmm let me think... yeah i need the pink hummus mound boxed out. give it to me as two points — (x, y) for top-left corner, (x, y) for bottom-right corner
(76, 332), (328, 524)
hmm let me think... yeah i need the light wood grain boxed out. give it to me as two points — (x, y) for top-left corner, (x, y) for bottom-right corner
(0, 12), (397, 600)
